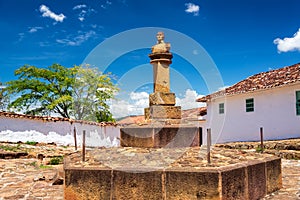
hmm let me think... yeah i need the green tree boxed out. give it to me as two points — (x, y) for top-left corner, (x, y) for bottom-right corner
(5, 64), (119, 122)
(73, 65), (119, 122)
(0, 82), (8, 110)
(5, 64), (76, 118)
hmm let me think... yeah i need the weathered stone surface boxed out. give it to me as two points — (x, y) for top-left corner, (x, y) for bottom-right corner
(149, 92), (176, 106)
(266, 157), (282, 194)
(112, 170), (163, 200)
(64, 168), (112, 200)
(247, 160), (267, 200)
(153, 126), (200, 148)
(165, 168), (220, 200)
(120, 126), (200, 148)
(152, 59), (171, 93)
(146, 105), (181, 119)
(0, 141), (298, 200)
(220, 164), (247, 199)
(120, 127), (155, 148)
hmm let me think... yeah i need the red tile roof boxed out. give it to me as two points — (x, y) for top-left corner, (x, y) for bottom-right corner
(0, 111), (116, 126)
(117, 107), (207, 125)
(197, 63), (300, 102)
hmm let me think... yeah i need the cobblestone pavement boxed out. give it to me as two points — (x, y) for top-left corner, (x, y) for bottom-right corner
(0, 158), (299, 199)
(0, 158), (64, 200)
(0, 141), (299, 199)
(262, 159), (300, 200)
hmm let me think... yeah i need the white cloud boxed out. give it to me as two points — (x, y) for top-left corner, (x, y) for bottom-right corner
(110, 91), (149, 118)
(274, 28), (300, 53)
(185, 3), (200, 16)
(129, 91), (148, 101)
(73, 5), (95, 22)
(28, 27), (43, 33)
(78, 10), (87, 21)
(111, 89), (205, 118)
(73, 4), (87, 10)
(18, 33), (25, 42)
(56, 30), (96, 46)
(176, 89), (204, 110)
(101, 0), (112, 9)
(39, 4), (66, 22)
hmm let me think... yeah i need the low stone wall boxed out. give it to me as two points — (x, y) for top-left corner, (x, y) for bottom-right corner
(216, 138), (300, 159)
(64, 148), (282, 200)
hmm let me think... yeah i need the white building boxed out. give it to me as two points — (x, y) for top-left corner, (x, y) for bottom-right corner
(197, 63), (300, 143)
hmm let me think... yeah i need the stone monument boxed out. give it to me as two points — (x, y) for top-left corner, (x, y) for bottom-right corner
(120, 32), (200, 148)
(144, 32), (181, 123)
(64, 32), (282, 200)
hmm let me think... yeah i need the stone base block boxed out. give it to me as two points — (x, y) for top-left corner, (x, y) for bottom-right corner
(166, 169), (220, 199)
(120, 126), (201, 148)
(144, 105), (181, 120)
(149, 92), (175, 106)
(64, 157), (282, 200)
(266, 157), (282, 193)
(64, 168), (112, 200)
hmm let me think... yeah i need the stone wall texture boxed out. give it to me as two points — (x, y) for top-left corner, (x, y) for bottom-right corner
(64, 157), (282, 200)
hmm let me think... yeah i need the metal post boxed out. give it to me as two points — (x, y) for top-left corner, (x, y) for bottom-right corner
(82, 130), (86, 162)
(207, 128), (211, 164)
(260, 127), (264, 153)
(74, 127), (77, 150)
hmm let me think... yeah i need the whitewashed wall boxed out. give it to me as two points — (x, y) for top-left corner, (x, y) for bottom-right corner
(0, 116), (120, 146)
(202, 84), (300, 143)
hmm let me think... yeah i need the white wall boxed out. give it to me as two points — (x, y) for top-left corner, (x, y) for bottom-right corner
(203, 84), (300, 143)
(0, 116), (120, 146)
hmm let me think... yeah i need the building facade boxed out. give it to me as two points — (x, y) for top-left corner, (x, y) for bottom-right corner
(198, 63), (300, 143)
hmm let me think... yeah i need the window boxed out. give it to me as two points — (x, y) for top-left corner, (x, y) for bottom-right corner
(296, 91), (300, 115)
(219, 103), (224, 114)
(246, 98), (254, 112)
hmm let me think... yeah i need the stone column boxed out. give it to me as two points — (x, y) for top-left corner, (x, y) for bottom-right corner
(145, 52), (181, 123)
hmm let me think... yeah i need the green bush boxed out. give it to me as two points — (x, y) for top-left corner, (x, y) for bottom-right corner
(49, 156), (64, 165)
(25, 141), (38, 145)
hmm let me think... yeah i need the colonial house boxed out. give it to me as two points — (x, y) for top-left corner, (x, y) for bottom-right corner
(197, 62), (300, 143)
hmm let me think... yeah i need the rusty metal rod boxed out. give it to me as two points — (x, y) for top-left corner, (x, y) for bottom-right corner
(74, 127), (77, 151)
(260, 127), (264, 153)
(207, 128), (211, 164)
(82, 130), (86, 162)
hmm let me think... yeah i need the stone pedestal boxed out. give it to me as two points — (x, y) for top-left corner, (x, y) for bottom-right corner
(120, 125), (201, 148)
(144, 53), (182, 123)
(120, 33), (199, 148)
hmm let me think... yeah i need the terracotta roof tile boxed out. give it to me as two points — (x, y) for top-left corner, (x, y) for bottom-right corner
(197, 63), (300, 102)
(0, 111), (116, 126)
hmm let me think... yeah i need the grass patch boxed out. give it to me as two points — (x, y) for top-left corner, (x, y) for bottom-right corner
(255, 146), (265, 153)
(0, 144), (21, 152)
(25, 141), (38, 145)
(49, 156), (64, 165)
(39, 164), (53, 169)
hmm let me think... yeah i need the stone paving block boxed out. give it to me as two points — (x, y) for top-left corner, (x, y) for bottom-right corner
(112, 169), (163, 200)
(64, 168), (111, 200)
(165, 168), (220, 200)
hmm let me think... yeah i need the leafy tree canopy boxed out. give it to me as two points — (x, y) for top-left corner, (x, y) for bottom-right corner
(73, 65), (119, 122)
(0, 82), (8, 110)
(5, 64), (119, 122)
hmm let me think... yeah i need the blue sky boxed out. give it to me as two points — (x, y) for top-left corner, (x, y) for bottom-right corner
(1, 0), (300, 117)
